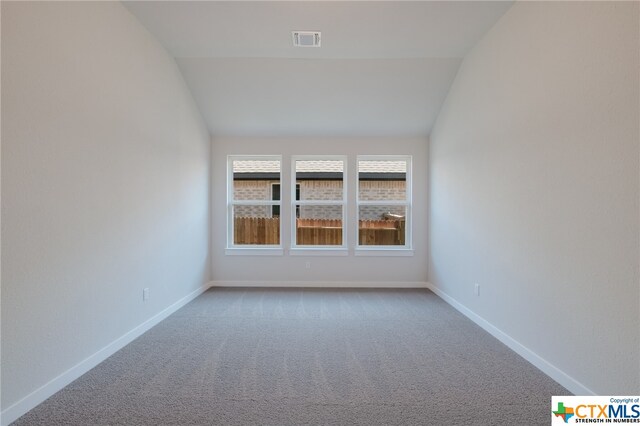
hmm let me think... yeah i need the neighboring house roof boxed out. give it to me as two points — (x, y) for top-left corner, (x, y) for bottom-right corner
(358, 160), (406, 173)
(233, 160), (280, 173)
(233, 160), (407, 179)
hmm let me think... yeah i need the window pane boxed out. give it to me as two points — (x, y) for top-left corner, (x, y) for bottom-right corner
(295, 160), (343, 201)
(358, 160), (407, 201)
(233, 160), (280, 201)
(271, 184), (280, 217)
(359, 205), (406, 246)
(295, 204), (343, 246)
(233, 205), (280, 245)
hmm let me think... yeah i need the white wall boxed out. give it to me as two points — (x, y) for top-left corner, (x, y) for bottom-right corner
(429, 1), (639, 394)
(1, 1), (211, 418)
(212, 136), (428, 285)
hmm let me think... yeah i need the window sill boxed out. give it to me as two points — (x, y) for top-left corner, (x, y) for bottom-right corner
(225, 248), (284, 256)
(354, 248), (414, 257)
(289, 248), (349, 256)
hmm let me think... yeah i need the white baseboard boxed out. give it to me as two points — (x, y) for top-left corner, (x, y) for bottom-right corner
(1, 283), (211, 426)
(425, 282), (594, 396)
(210, 280), (428, 288)
(5, 281), (588, 425)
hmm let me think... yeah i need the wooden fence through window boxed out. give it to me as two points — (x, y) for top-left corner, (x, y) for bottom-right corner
(359, 219), (405, 246)
(234, 217), (405, 246)
(233, 217), (280, 245)
(297, 218), (342, 246)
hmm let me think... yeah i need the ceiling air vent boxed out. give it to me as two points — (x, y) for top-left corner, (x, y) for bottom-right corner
(292, 31), (321, 47)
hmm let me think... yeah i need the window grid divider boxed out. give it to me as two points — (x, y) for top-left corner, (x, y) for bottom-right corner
(231, 200), (281, 206)
(293, 200), (345, 206)
(356, 200), (409, 206)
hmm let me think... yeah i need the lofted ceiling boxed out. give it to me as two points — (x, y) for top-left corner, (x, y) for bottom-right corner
(124, 1), (513, 137)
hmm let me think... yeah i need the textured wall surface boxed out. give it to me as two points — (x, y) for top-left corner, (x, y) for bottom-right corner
(429, 1), (639, 394)
(1, 1), (210, 413)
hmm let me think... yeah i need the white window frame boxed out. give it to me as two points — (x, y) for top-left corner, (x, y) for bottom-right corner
(290, 155), (348, 255)
(226, 155), (283, 255)
(355, 155), (413, 256)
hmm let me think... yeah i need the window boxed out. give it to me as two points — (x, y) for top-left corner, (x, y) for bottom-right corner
(227, 156), (282, 250)
(357, 156), (411, 251)
(226, 154), (411, 255)
(271, 183), (280, 217)
(292, 156), (347, 249)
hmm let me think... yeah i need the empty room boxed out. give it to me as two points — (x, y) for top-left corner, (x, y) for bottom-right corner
(1, 1), (638, 425)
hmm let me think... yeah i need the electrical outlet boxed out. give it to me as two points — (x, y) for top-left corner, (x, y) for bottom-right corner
(474, 283), (480, 296)
(305, 261), (311, 269)
(143, 288), (150, 301)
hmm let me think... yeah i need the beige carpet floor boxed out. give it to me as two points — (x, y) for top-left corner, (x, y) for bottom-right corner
(13, 288), (569, 425)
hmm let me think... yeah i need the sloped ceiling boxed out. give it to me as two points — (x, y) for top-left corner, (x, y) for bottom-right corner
(124, 1), (513, 137)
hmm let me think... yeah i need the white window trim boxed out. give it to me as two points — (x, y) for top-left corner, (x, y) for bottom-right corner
(227, 155), (283, 251)
(291, 155), (348, 250)
(354, 248), (413, 257)
(225, 248), (284, 256)
(355, 155), (412, 253)
(289, 248), (349, 256)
